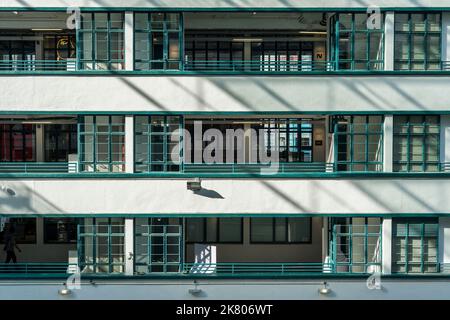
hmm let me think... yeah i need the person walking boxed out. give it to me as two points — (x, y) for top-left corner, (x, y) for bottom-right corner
(3, 224), (21, 264)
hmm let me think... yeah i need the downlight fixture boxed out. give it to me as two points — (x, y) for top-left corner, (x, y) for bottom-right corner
(318, 282), (331, 295)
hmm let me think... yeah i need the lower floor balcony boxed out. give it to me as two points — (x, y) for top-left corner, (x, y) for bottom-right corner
(0, 215), (445, 279)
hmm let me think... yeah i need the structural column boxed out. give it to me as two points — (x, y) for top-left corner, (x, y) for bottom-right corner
(382, 218), (392, 274)
(441, 13), (450, 64)
(383, 115), (393, 172)
(124, 218), (135, 276)
(35, 124), (45, 162)
(440, 115), (450, 172)
(125, 115), (134, 173)
(439, 217), (450, 273)
(384, 11), (395, 71)
(124, 11), (134, 71)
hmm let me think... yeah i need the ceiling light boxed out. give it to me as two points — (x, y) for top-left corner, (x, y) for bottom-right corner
(318, 282), (331, 295)
(298, 31), (327, 35)
(232, 38), (263, 42)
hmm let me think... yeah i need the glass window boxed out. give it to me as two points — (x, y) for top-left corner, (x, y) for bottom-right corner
(134, 13), (182, 70)
(250, 217), (311, 243)
(134, 115), (182, 172)
(0, 218), (36, 244)
(78, 12), (125, 70)
(44, 124), (77, 162)
(79, 115), (125, 172)
(334, 115), (384, 172)
(392, 218), (439, 273)
(394, 13), (441, 70)
(332, 13), (385, 70)
(44, 218), (78, 243)
(0, 124), (36, 162)
(186, 218), (242, 243)
(393, 115), (440, 172)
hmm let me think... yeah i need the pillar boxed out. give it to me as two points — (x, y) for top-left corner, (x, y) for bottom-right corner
(125, 115), (134, 173)
(36, 124), (45, 162)
(124, 218), (134, 276)
(441, 12), (450, 65)
(440, 115), (450, 172)
(384, 12), (395, 71)
(124, 11), (134, 71)
(383, 115), (393, 172)
(382, 218), (392, 274)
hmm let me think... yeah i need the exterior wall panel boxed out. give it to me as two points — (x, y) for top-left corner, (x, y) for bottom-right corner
(1, 75), (450, 113)
(1, 178), (450, 215)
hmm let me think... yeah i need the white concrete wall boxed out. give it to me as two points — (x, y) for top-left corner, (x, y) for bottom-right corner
(2, 278), (450, 300)
(1, 178), (450, 215)
(2, 75), (450, 113)
(1, 0), (449, 9)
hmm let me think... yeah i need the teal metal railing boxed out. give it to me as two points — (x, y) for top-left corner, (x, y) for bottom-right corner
(183, 162), (333, 174)
(0, 262), (71, 275)
(184, 60), (335, 72)
(0, 162), (72, 173)
(182, 262), (332, 275)
(0, 60), (77, 71)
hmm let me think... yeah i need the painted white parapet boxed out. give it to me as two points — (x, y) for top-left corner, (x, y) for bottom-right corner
(2, 75), (450, 113)
(1, 0), (449, 9)
(1, 178), (450, 215)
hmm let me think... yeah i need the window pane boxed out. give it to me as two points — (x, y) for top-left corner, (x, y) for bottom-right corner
(251, 218), (273, 242)
(288, 218), (311, 243)
(186, 218), (204, 243)
(1, 218), (36, 244)
(219, 218), (242, 242)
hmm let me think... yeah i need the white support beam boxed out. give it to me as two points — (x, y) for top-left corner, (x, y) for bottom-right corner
(440, 115), (450, 172)
(124, 11), (134, 71)
(35, 124), (45, 162)
(124, 218), (134, 276)
(439, 217), (450, 273)
(125, 115), (134, 173)
(382, 218), (392, 275)
(383, 115), (393, 172)
(442, 13), (450, 64)
(384, 11), (395, 71)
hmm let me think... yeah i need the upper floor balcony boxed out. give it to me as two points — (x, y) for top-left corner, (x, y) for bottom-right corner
(0, 10), (449, 74)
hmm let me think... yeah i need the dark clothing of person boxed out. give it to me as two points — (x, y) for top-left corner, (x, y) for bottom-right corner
(5, 250), (17, 263)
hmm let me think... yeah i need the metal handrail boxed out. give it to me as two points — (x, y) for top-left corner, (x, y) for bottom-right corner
(184, 60), (335, 71)
(183, 162), (332, 174)
(183, 262), (333, 275)
(0, 59), (77, 71)
(0, 262), (72, 275)
(0, 162), (70, 173)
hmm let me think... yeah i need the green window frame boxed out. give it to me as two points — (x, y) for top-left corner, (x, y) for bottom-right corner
(250, 217), (312, 244)
(331, 218), (382, 274)
(330, 13), (385, 70)
(134, 115), (183, 172)
(334, 115), (384, 172)
(78, 115), (126, 172)
(394, 13), (442, 71)
(77, 12), (125, 70)
(393, 115), (440, 172)
(186, 218), (243, 244)
(78, 217), (125, 274)
(134, 12), (183, 70)
(392, 218), (439, 274)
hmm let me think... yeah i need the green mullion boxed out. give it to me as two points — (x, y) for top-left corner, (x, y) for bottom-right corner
(365, 120), (369, 171)
(422, 117), (426, 172)
(149, 13), (153, 68)
(349, 224), (353, 272)
(164, 116), (168, 171)
(405, 223), (409, 273)
(350, 15), (355, 70)
(163, 227), (167, 273)
(421, 223), (425, 273)
(163, 14), (168, 70)
(350, 118), (354, 171)
(147, 225), (151, 272)
(424, 14), (429, 70)
(180, 13), (184, 71)
(335, 15), (340, 71)
(364, 224), (368, 269)
(107, 13), (112, 70)
(147, 117), (152, 172)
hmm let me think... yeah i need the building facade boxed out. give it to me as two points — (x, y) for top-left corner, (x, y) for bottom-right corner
(1, 0), (450, 300)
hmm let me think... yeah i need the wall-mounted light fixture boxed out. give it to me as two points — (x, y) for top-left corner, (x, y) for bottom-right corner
(318, 282), (331, 295)
(58, 284), (72, 296)
(187, 178), (202, 191)
(188, 280), (202, 296)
